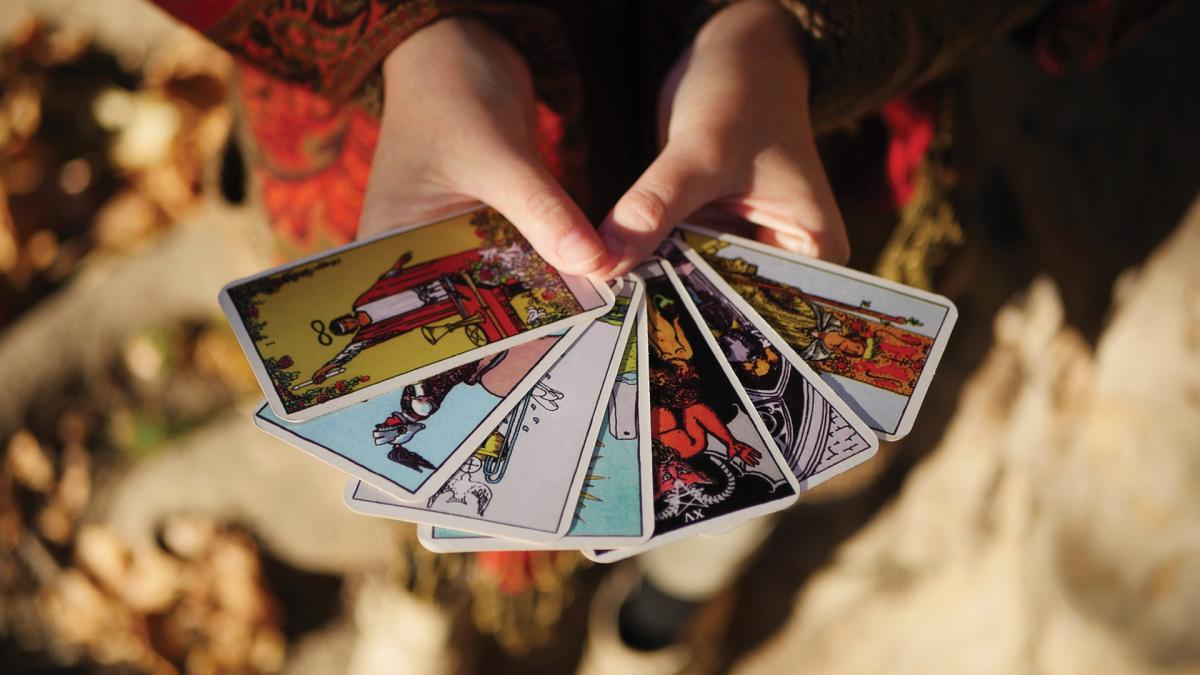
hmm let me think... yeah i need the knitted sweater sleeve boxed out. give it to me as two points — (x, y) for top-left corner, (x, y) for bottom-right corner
(776, 0), (1050, 131)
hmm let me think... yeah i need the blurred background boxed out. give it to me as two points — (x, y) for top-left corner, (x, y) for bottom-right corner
(0, 1), (1198, 674)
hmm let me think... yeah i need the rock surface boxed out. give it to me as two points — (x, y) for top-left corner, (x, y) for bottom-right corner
(733, 197), (1200, 675)
(102, 405), (403, 575)
(0, 204), (272, 426)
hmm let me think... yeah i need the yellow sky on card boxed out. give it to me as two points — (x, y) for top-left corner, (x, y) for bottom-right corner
(248, 213), (489, 392)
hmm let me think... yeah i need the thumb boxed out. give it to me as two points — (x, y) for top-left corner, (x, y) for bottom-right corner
(595, 145), (723, 277)
(469, 156), (607, 277)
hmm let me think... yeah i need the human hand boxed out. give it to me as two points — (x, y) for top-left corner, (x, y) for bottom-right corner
(596, 0), (848, 277)
(359, 17), (607, 276)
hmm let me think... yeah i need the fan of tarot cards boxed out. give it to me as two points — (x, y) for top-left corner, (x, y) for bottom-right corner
(219, 207), (956, 561)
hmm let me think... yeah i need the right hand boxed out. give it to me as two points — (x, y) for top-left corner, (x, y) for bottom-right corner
(359, 17), (608, 277)
(594, 0), (848, 278)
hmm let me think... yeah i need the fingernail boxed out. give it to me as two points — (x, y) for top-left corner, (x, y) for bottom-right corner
(556, 228), (606, 273)
(776, 231), (820, 258)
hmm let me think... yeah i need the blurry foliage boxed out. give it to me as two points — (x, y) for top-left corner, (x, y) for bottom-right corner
(0, 17), (232, 328)
(106, 322), (258, 459)
(31, 518), (286, 674)
(2, 317), (263, 672)
(0, 17), (295, 674)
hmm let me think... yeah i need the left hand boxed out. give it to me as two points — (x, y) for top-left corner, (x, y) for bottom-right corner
(594, 0), (849, 278)
(359, 17), (607, 276)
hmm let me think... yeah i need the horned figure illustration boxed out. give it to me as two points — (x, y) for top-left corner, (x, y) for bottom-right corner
(653, 441), (736, 521)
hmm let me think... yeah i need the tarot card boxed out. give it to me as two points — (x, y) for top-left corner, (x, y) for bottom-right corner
(345, 276), (644, 543)
(252, 316), (590, 503)
(587, 260), (799, 564)
(416, 300), (654, 552)
(220, 207), (614, 421)
(676, 224), (958, 440)
(658, 239), (878, 489)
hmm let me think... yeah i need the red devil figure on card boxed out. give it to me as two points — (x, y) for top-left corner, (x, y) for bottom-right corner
(647, 292), (763, 468)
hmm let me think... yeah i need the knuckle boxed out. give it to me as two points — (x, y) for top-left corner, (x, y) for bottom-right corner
(811, 226), (850, 264)
(522, 185), (570, 233)
(780, 204), (850, 263)
(676, 136), (729, 176)
(617, 187), (671, 234)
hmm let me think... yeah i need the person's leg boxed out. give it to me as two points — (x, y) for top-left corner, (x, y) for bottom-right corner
(579, 516), (775, 672)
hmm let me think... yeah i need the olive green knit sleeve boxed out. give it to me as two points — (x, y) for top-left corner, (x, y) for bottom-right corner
(777, 0), (1050, 131)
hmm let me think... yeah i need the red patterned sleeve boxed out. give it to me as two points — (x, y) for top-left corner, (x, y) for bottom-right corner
(146, 0), (585, 253)
(146, 0), (578, 112)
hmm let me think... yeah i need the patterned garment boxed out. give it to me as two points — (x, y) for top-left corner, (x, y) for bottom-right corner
(155, 0), (597, 250)
(150, 0), (1175, 252)
(149, 0), (1176, 649)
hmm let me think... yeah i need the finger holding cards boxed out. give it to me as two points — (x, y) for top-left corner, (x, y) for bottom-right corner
(346, 275), (645, 543)
(587, 260), (799, 564)
(220, 207), (614, 421)
(675, 224), (957, 440)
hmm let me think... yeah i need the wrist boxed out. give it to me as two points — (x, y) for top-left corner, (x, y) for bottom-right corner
(694, 0), (810, 86)
(382, 15), (525, 87)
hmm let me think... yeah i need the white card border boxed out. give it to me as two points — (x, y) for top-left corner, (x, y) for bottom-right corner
(669, 239), (880, 489)
(586, 259), (799, 563)
(250, 318), (587, 503)
(415, 296), (656, 552)
(344, 275), (644, 543)
(676, 223), (958, 440)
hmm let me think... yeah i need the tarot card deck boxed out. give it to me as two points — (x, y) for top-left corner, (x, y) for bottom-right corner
(220, 207), (956, 560)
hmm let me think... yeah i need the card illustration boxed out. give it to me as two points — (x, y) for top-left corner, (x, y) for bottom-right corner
(677, 225), (957, 439)
(221, 208), (612, 421)
(426, 454), (493, 514)
(252, 322), (584, 502)
(588, 260), (799, 563)
(567, 307), (652, 541)
(346, 277), (643, 542)
(420, 300), (655, 552)
(658, 240), (878, 487)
